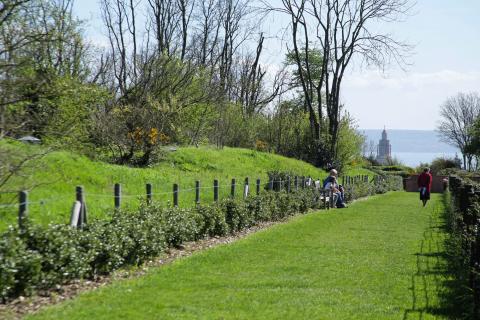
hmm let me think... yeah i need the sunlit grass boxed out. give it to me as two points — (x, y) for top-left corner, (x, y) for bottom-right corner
(28, 192), (449, 320)
(0, 141), (373, 229)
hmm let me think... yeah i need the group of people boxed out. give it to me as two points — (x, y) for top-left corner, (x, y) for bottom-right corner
(322, 169), (347, 209)
(321, 166), (434, 209)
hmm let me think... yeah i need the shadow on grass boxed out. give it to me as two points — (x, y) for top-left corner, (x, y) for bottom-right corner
(403, 210), (473, 320)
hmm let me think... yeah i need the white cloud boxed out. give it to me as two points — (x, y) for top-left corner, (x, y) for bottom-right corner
(344, 70), (480, 90)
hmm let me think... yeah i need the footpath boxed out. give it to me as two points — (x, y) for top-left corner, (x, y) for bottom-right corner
(28, 192), (449, 320)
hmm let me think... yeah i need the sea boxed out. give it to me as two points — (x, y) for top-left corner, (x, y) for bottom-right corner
(360, 129), (460, 168)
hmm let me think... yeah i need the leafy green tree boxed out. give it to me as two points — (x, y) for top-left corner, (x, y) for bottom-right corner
(335, 114), (365, 170)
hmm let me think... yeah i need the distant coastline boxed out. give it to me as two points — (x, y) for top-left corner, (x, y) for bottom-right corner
(360, 129), (459, 167)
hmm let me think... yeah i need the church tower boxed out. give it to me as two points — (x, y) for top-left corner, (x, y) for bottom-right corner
(376, 128), (392, 165)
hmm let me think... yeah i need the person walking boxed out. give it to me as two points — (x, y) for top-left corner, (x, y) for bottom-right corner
(417, 167), (433, 207)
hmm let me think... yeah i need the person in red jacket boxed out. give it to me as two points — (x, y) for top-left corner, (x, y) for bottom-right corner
(417, 167), (433, 207)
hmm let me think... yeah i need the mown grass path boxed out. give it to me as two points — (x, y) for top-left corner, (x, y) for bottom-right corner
(28, 192), (449, 320)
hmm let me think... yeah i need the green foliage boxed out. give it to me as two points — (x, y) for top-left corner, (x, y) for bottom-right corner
(22, 223), (93, 288)
(375, 175), (404, 194)
(335, 114), (366, 169)
(221, 198), (253, 233)
(195, 205), (228, 237)
(370, 165), (414, 178)
(344, 175), (402, 201)
(0, 226), (42, 301)
(1, 0), (93, 142)
(285, 48), (323, 90)
(42, 77), (110, 152)
(429, 157), (462, 175)
(159, 206), (199, 247)
(442, 177), (479, 317)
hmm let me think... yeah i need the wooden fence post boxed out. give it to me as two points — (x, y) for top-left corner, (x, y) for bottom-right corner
(76, 186), (87, 228)
(214, 180), (219, 202)
(256, 179), (261, 196)
(195, 181), (200, 205)
(173, 184), (179, 207)
(244, 177), (249, 199)
(114, 183), (121, 209)
(18, 191), (28, 231)
(231, 178), (236, 198)
(146, 183), (152, 205)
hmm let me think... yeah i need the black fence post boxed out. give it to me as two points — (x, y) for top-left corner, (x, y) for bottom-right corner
(114, 183), (121, 209)
(195, 181), (200, 205)
(146, 183), (152, 205)
(287, 176), (291, 193)
(256, 179), (261, 196)
(18, 191), (28, 231)
(214, 180), (219, 202)
(173, 184), (179, 207)
(268, 178), (274, 191)
(294, 176), (299, 191)
(231, 178), (236, 198)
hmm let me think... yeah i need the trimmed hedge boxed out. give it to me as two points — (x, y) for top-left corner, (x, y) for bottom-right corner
(345, 175), (403, 202)
(0, 176), (402, 302)
(443, 176), (480, 317)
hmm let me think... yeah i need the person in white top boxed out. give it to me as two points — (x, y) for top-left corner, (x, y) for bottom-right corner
(324, 176), (347, 208)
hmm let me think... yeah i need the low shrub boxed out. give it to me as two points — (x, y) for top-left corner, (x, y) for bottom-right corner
(222, 199), (253, 233)
(0, 226), (42, 302)
(159, 206), (198, 247)
(195, 205), (228, 238)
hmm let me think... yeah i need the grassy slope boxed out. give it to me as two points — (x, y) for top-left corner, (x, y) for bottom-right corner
(0, 140), (372, 229)
(27, 192), (449, 320)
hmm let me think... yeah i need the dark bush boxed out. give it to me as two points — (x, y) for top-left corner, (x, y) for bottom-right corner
(430, 157), (462, 175)
(195, 204), (228, 238)
(22, 224), (93, 288)
(222, 199), (253, 233)
(159, 206), (198, 247)
(0, 226), (42, 301)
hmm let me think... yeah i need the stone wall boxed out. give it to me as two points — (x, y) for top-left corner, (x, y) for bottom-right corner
(404, 175), (448, 193)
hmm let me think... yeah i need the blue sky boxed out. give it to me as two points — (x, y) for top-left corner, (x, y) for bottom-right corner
(73, 0), (480, 130)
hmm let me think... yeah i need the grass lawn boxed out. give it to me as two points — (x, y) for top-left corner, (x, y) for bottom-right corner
(0, 140), (373, 230)
(27, 192), (450, 320)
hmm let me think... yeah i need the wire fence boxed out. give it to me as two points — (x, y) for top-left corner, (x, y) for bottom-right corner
(1, 174), (374, 229)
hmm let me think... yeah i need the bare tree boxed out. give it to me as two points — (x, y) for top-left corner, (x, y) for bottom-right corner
(438, 92), (480, 171)
(101, 0), (140, 96)
(192, 0), (222, 66)
(267, 0), (412, 164)
(233, 34), (286, 116)
(146, 0), (179, 56)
